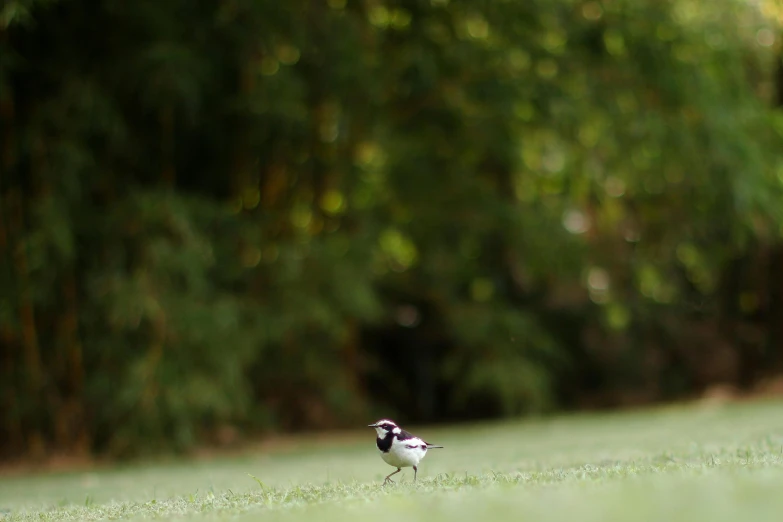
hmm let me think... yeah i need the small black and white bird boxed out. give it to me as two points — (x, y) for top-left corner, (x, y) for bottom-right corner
(368, 419), (443, 484)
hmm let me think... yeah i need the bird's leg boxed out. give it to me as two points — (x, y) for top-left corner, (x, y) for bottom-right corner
(384, 468), (401, 485)
(413, 466), (418, 482)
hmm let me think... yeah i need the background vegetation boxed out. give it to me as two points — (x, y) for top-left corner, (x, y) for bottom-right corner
(2, 0), (783, 461)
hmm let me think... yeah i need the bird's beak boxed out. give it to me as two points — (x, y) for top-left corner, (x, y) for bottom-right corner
(367, 423), (377, 428)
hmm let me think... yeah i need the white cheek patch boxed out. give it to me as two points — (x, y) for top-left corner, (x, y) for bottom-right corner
(392, 427), (401, 434)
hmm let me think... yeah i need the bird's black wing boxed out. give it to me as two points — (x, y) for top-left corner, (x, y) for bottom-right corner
(394, 428), (417, 442)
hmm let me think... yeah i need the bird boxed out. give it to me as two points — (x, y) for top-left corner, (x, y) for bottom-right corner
(368, 419), (443, 484)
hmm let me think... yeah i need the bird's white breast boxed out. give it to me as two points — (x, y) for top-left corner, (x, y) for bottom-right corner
(380, 437), (428, 468)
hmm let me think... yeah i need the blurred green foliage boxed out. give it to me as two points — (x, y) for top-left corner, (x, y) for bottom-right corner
(2, 0), (783, 459)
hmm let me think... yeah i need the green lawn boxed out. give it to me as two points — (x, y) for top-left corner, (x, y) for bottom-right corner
(3, 399), (783, 521)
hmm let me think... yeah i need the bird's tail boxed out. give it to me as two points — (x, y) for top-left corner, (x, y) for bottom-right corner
(426, 445), (444, 449)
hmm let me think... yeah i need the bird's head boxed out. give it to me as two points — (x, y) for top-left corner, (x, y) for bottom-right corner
(368, 419), (399, 438)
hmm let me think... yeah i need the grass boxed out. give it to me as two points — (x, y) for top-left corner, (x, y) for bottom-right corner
(3, 399), (783, 521)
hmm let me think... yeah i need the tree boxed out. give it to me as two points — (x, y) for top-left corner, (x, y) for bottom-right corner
(1, 0), (782, 460)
